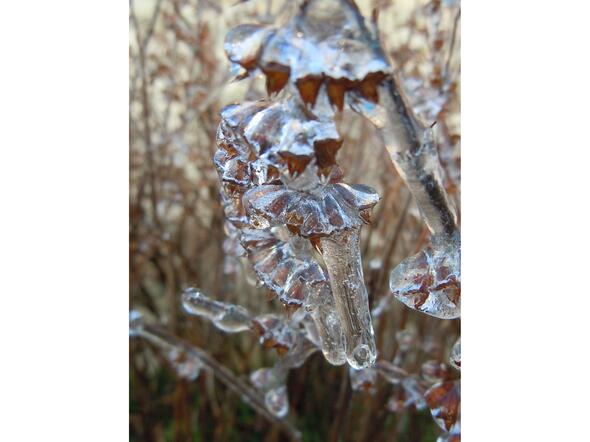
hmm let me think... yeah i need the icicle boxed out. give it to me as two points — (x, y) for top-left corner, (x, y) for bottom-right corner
(305, 284), (346, 365)
(319, 227), (376, 369)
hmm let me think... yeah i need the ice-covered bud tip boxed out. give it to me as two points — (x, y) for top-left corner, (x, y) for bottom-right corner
(224, 0), (392, 110)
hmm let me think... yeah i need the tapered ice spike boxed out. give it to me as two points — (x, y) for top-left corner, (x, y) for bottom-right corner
(319, 227), (376, 369)
(305, 284), (346, 365)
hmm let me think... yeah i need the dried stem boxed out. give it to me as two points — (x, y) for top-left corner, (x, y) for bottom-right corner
(134, 322), (302, 441)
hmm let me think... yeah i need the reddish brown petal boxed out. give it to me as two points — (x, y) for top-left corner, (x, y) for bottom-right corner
(326, 79), (347, 111)
(359, 72), (387, 103)
(314, 138), (343, 175)
(296, 75), (323, 107)
(262, 63), (291, 95)
(278, 151), (312, 176)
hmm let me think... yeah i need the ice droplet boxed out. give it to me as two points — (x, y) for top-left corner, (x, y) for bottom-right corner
(320, 227), (377, 369)
(265, 386), (289, 418)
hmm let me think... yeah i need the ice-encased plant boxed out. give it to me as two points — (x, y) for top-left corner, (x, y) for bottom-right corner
(130, 0), (460, 439)
(218, 0), (459, 364)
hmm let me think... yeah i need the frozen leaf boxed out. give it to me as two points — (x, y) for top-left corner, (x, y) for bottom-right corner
(449, 338), (461, 370)
(389, 233), (460, 319)
(425, 381), (460, 432)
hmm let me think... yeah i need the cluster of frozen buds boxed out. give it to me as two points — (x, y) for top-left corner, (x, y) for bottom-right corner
(215, 0), (397, 370)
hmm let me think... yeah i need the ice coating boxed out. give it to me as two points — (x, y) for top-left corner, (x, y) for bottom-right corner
(424, 381), (460, 432)
(389, 233), (460, 319)
(449, 338), (461, 370)
(320, 227), (377, 369)
(182, 288), (252, 333)
(350, 96), (458, 238)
